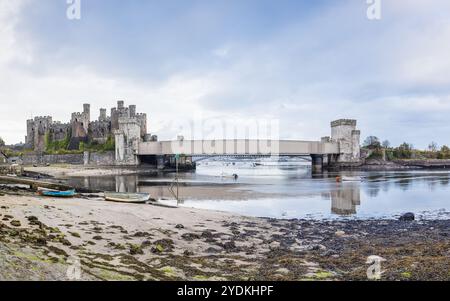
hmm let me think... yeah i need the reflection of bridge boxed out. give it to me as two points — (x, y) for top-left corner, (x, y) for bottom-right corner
(114, 119), (361, 172)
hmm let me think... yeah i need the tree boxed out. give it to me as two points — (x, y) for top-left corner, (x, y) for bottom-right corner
(382, 140), (391, 149)
(428, 142), (438, 152)
(0, 137), (5, 148)
(363, 136), (381, 149)
(438, 145), (450, 159)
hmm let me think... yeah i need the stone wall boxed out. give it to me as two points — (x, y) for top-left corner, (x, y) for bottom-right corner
(21, 153), (84, 165)
(10, 151), (115, 166)
(84, 151), (115, 166)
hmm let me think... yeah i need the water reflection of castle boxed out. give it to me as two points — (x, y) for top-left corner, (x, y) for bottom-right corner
(330, 183), (361, 215)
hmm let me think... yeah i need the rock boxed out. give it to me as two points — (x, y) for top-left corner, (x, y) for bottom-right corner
(201, 230), (214, 239)
(10, 220), (21, 227)
(269, 241), (280, 249)
(399, 212), (415, 221)
(69, 232), (81, 238)
(133, 231), (150, 237)
(151, 239), (174, 253)
(175, 224), (185, 229)
(275, 268), (290, 275)
(129, 244), (144, 255)
(181, 233), (201, 241)
(308, 244), (327, 251)
(335, 230), (346, 237)
(205, 247), (222, 254)
(183, 250), (194, 256)
(222, 241), (238, 252)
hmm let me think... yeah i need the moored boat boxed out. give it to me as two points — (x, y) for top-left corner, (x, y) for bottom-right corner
(104, 192), (151, 204)
(38, 187), (76, 197)
(336, 176), (363, 182)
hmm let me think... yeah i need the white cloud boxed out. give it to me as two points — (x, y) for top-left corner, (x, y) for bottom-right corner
(2, 0), (450, 149)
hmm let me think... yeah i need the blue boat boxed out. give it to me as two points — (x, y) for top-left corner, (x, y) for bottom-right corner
(38, 187), (76, 198)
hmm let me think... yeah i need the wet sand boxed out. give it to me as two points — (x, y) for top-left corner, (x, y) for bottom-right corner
(1, 185), (449, 281)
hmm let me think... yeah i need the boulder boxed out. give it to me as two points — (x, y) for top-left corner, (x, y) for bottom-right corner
(399, 212), (415, 221)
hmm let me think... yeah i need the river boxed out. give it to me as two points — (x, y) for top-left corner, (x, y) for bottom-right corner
(65, 158), (450, 220)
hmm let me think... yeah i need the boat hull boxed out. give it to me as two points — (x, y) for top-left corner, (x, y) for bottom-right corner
(104, 192), (151, 204)
(38, 188), (76, 198)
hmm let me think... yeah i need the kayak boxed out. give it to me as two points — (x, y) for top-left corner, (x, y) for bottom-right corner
(38, 187), (76, 197)
(104, 192), (151, 204)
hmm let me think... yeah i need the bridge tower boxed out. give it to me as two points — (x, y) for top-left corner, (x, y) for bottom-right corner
(330, 119), (361, 163)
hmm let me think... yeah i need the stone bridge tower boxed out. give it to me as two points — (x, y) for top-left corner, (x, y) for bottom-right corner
(330, 119), (361, 163)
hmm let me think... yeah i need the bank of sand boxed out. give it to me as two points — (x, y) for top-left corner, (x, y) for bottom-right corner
(1, 187), (450, 281)
(25, 165), (141, 178)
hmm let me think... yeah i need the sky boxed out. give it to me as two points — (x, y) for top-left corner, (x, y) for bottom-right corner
(1, 0), (450, 149)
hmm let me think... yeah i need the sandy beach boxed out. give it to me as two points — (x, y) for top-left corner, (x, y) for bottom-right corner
(24, 165), (142, 178)
(1, 183), (449, 281)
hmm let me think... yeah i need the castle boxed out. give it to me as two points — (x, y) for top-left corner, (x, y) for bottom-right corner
(25, 101), (152, 152)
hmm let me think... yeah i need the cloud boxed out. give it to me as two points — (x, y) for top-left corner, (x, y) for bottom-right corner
(1, 0), (450, 149)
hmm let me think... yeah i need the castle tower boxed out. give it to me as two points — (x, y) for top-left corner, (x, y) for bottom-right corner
(99, 108), (107, 121)
(129, 105), (136, 117)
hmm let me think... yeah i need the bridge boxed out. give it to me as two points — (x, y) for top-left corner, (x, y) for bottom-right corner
(114, 119), (361, 172)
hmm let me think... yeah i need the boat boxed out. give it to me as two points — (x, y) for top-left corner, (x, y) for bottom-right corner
(104, 192), (151, 204)
(336, 176), (363, 182)
(220, 173), (239, 180)
(38, 187), (76, 197)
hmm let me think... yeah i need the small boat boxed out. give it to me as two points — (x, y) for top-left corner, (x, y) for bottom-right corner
(104, 192), (151, 204)
(220, 173), (239, 180)
(336, 176), (363, 182)
(38, 187), (76, 198)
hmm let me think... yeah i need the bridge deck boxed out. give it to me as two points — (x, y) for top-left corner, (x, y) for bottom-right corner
(138, 140), (340, 156)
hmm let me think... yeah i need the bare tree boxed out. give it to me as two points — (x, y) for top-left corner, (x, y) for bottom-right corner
(428, 142), (438, 152)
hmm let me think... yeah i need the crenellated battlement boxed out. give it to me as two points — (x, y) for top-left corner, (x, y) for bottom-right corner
(25, 101), (148, 152)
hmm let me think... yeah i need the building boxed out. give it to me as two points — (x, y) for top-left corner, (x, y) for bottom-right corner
(25, 101), (149, 152)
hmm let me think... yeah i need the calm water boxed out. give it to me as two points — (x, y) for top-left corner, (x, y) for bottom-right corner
(66, 159), (450, 220)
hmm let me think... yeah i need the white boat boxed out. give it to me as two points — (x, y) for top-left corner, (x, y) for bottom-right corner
(336, 176), (363, 182)
(104, 192), (151, 204)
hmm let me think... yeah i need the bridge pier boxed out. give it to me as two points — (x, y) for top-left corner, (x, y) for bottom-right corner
(156, 155), (167, 170)
(311, 154), (324, 173)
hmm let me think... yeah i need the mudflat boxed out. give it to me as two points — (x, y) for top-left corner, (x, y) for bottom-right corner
(0, 185), (449, 281)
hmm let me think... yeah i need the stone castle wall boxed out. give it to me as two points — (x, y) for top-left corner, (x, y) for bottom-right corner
(11, 151), (115, 166)
(26, 101), (149, 152)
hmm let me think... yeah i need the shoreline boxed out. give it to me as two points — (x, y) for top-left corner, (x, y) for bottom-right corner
(0, 185), (449, 281)
(23, 165), (151, 178)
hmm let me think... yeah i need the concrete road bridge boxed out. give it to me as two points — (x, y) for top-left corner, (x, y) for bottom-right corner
(114, 119), (361, 172)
